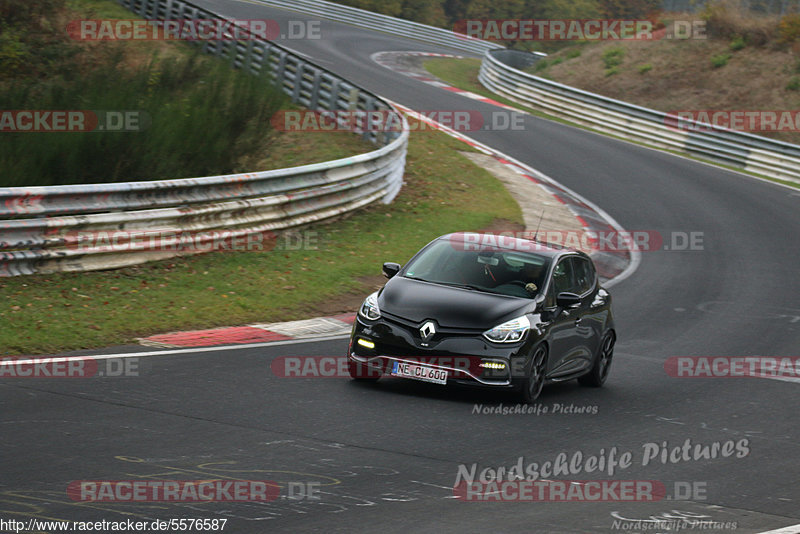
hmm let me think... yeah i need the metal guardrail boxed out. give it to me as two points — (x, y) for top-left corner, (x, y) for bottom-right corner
(479, 49), (800, 183)
(0, 0), (409, 276)
(250, 0), (503, 56)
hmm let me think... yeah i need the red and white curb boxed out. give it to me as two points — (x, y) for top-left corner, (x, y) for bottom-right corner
(139, 313), (355, 348)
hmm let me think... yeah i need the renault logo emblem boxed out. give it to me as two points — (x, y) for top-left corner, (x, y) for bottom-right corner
(419, 321), (436, 342)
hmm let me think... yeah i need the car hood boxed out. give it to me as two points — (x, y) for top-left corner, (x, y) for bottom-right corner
(379, 276), (533, 329)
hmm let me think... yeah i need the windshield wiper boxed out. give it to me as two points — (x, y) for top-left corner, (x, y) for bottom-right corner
(406, 277), (497, 293)
(434, 281), (487, 292)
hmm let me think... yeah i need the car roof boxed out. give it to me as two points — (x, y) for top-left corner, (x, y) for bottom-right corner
(440, 232), (585, 260)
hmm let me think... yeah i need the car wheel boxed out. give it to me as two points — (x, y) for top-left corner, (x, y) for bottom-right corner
(578, 331), (615, 387)
(348, 360), (381, 381)
(520, 345), (547, 403)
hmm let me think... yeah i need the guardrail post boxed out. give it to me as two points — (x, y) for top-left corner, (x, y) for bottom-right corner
(291, 63), (305, 103)
(327, 79), (340, 111)
(309, 70), (322, 109)
(276, 50), (287, 86)
(346, 88), (360, 111)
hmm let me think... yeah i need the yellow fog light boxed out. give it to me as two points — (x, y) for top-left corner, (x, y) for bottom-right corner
(357, 338), (375, 349)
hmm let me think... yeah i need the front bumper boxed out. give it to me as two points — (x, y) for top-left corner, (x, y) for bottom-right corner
(349, 315), (530, 388)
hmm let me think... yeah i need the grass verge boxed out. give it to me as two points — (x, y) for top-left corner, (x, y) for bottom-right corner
(0, 123), (522, 355)
(423, 57), (800, 191)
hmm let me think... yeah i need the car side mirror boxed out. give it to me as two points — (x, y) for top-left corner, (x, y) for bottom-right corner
(382, 262), (401, 279)
(556, 292), (581, 309)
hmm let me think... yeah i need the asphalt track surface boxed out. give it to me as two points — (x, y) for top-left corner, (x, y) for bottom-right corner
(1, 2), (799, 532)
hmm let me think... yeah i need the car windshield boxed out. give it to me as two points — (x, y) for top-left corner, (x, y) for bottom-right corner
(402, 239), (551, 298)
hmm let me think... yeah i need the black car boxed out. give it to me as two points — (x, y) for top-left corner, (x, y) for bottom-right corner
(347, 232), (615, 402)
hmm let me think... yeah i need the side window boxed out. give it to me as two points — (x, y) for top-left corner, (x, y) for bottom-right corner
(552, 259), (574, 295)
(573, 258), (596, 295)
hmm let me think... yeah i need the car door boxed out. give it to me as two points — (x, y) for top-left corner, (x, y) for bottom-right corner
(544, 257), (585, 378)
(570, 257), (604, 370)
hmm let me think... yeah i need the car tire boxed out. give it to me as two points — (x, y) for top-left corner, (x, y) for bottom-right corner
(578, 331), (615, 387)
(348, 360), (381, 381)
(519, 345), (548, 403)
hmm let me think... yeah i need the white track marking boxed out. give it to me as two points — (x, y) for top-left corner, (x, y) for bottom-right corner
(756, 525), (800, 534)
(0, 334), (351, 366)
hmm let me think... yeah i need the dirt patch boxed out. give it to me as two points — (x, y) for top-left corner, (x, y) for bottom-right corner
(536, 35), (800, 143)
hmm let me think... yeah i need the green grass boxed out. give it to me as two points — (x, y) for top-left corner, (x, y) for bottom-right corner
(0, 123), (522, 355)
(65, 0), (134, 17)
(729, 36), (747, 51)
(601, 47), (625, 69)
(532, 59), (549, 72)
(711, 53), (731, 68)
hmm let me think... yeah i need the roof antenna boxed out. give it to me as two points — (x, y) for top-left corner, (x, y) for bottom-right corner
(532, 209), (545, 242)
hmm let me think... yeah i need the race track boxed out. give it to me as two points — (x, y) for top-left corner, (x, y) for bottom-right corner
(1, 1), (798, 532)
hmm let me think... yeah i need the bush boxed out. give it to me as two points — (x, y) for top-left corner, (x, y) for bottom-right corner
(637, 63), (653, 74)
(711, 53), (731, 67)
(0, 25), (27, 76)
(0, 0), (63, 27)
(602, 47), (625, 69)
(778, 13), (800, 44)
(701, 0), (776, 46)
(787, 76), (800, 91)
(605, 66), (619, 76)
(597, 0), (660, 18)
(0, 54), (289, 186)
(729, 36), (746, 51)
(566, 48), (582, 59)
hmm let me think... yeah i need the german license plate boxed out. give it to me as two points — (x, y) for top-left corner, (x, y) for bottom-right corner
(391, 361), (447, 385)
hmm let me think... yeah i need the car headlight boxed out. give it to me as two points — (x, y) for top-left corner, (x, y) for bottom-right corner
(483, 315), (530, 343)
(358, 291), (381, 321)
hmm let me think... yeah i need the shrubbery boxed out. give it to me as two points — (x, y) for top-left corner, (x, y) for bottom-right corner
(0, 0), (289, 186)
